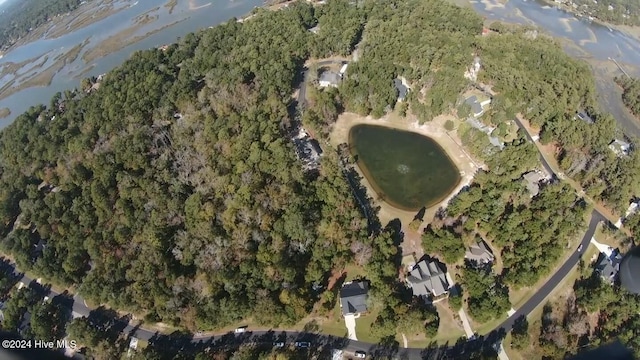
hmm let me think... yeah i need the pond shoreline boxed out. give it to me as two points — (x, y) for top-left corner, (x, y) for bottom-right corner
(330, 111), (481, 227)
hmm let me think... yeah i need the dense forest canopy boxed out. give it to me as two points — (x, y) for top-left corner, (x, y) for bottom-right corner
(0, 1), (370, 329)
(0, 0), (88, 50)
(615, 76), (640, 118)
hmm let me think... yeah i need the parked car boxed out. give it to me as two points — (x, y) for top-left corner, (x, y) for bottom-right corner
(294, 341), (310, 348)
(273, 342), (285, 348)
(234, 327), (247, 333)
(354, 350), (367, 358)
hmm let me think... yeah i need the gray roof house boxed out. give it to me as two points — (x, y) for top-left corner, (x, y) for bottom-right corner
(340, 281), (369, 316)
(595, 251), (623, 283)
(465, 239), (495, 265)
(407, 260), (450, 297)
(394, 78), (408, 102)
(318, 71), (341, 88)
(465, 95), (490, 117)
(523, 171), (546, 197)
(575, 110), (594, 124)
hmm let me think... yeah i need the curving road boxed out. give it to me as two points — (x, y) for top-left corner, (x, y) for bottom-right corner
(512, 116), (555, 178)
(1, 61), (611, 360)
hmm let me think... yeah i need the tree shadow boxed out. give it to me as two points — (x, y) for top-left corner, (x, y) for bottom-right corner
(86, 306), (132, 343)
(26, 281), (51, 300)
(370, 335), (399, 359)
(413, 207), (427, 222)
(338, 144), (382, 234)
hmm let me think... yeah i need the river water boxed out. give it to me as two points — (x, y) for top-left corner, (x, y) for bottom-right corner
(0, 0), (263, 127)
(0, 0), (639, 133)
(471, 0), (640, 135)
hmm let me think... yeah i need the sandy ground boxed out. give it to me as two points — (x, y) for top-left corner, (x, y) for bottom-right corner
(330, 111), (481, 255)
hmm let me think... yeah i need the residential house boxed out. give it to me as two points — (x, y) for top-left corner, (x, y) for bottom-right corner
(522, 171), (546, 197)
(465, 95), (491, 117)
(339, 281), (369, 316)
(574, 110), (594, 124)
(292, 127), (323, 171)
(318, 71), (341, 88)
(407, 259), (450, 298)
(466, 117), (504, 150)
(465, 239), (495, 265)
(609, 139), (631, 157)
(595, 250), (623, 283)
(394, 78), (408, 102)
(615, 200), (639, 228)
(309, 25), (320, 34)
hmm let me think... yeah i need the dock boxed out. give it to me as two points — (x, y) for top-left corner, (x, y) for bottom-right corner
(608, 57), (630, 78)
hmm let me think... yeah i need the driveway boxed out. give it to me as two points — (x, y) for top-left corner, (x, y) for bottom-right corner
(590, 237), (614, 256)
(344, 314), (358, 340)
(458, 309), (475, 338)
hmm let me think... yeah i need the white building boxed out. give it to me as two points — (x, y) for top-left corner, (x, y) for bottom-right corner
(609, 139), (631, 157)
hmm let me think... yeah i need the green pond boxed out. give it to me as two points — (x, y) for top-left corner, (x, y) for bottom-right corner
(348, 124), (461, 211)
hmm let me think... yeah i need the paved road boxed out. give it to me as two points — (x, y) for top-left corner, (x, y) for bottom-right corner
(490, 210), (604, 334)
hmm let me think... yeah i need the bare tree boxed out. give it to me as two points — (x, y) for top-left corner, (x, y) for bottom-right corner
(351, 241), (373, 266)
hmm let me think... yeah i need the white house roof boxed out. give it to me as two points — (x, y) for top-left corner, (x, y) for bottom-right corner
(318, 71), (341, 87)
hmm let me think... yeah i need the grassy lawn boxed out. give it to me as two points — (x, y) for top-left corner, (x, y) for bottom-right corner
(314, 299), (382, 343)
(433, 302), (465, 344)
(474, 315), (507, 336)
(342, 263), (367, 282)
(404, 302), (465, 348)
(317, 316), (348, 338)
(354, 306), (381, 343)
(594, 223), (628, 249)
